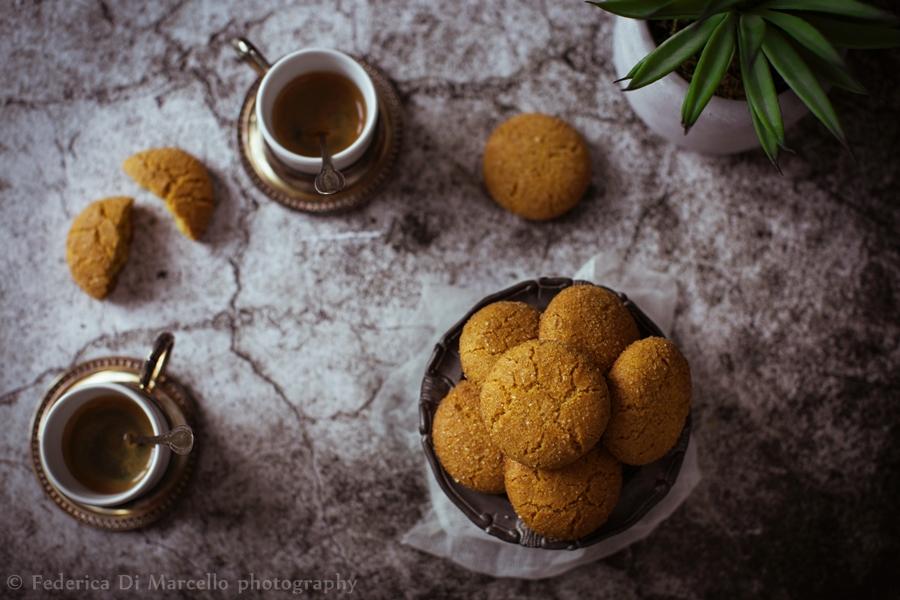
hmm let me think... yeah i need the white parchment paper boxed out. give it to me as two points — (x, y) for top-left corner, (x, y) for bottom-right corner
(381, 254), (702, 579)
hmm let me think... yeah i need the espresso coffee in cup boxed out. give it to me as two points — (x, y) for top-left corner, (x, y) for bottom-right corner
(271, 71), (366, 157)
(62, 394), (155, 494)
(248, 45), (379, 174)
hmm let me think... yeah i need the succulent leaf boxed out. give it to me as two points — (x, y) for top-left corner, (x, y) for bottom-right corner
(617, 56), (648, 82)
(748, 99), (781, 168)
(626, 13), (726, 90)
(587, 0), (714, 20)
(799, 49), (867, 94)
(681, 12), (736, 131)
(761, 26), (847, 146)
(652, 0), (722, 19)
(757, 10), (844, 68)
(803, 15), (900, 49)
(739, 20), (785, 145)
(697, 0), (743, 21)
(585, 0), (675, 19)
(738, 13), (766, 70)
(760, 0), (898, 23)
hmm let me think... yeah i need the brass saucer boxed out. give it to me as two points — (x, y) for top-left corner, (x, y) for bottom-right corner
(30, 357), (198, 531)
(236, 60), (403, 213)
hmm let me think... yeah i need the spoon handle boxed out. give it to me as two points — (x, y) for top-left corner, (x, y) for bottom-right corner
(134, 425), (195, 455)
(320, 135), (336, 171)
(315, 134), (346, 195)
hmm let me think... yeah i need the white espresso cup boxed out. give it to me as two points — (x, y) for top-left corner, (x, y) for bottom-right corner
(236, 38), (378, 174)
(39, 333), (177, 507)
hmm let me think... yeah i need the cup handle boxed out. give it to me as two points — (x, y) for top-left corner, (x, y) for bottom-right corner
(232, 37), (271, 76)
(139, 333), (175, 393)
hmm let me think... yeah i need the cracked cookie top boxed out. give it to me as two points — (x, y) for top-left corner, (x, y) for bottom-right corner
(481, 339), (609, 469)
(123, 147), (215, 240)
(603, 337), (692, 465)
(504, 446), (622, 541)
(65, 196), (134, 299)
(482, 113), (591, 221)
(539, 284), (639, 373)
(433, 380), (505, 494)
(459, 301), (540, 386)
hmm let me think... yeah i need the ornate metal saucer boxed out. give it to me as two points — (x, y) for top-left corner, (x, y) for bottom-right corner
(30, 356), (198, 531)
(234, 38), (402, 214)
(419, 277), (692, 550)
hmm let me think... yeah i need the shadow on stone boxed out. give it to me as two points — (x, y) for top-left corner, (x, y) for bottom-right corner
(110, 203), (174, 305)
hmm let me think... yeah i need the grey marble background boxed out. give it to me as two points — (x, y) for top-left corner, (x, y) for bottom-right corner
(1, 1), (898, 598)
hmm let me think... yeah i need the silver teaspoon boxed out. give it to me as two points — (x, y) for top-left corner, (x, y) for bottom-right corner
(125, 425), (194, 455)
(314, 134), (346, 195)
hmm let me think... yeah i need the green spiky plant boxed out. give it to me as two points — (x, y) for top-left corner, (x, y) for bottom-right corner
(588, 0), (900, 168)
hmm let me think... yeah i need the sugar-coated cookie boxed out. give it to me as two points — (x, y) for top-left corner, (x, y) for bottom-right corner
(540, 284), (639, 373)
(481, 339), (609, 469)
(433, 380), (505, 494)
(482, 113), (591, 221)
(459, 301), (540, 386)
(505, 447), (622, 540)
(603, 337), (692, 465)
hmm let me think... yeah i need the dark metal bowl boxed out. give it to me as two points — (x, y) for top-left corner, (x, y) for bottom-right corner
(418, 277), (691, 550)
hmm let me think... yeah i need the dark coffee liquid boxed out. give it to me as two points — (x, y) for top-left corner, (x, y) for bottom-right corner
(62, 396), (154, 494)
(271, 71), (366, 157)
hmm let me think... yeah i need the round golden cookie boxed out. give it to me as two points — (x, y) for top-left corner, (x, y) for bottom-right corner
(459, 301), (540, 386)
(432, 380), (505, 494)
(505, 447), (622, 541)
(482, 113), (591, 220)
(603, 337), (692, 466)
(66, 196), (134, 299)
(539, 284), (639, 373)
(481, 339), (609, 470)
(123, 147), (215, 240)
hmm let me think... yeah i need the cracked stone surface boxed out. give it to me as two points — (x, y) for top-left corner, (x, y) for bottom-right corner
(1, 1), (898, 598)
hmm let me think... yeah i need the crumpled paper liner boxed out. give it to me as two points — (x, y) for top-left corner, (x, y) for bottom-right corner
(377, 254), (702, 579)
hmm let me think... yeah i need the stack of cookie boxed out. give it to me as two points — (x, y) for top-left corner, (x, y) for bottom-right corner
(431, 284), (691, 541)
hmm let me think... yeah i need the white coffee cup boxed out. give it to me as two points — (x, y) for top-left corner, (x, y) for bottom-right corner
(249, 44), (378, 174)
(38, 333), (177, 507)
(39, 383), (171, 507)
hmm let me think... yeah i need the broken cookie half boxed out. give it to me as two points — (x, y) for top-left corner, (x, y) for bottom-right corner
(66, 196), (134, 299)
(123, 147), (215, 240)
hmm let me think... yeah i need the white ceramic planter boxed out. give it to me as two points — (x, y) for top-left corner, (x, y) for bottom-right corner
(612, 16), (808, 154)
